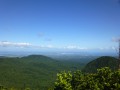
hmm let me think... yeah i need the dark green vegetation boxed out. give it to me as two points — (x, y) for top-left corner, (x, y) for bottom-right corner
(52, 56), (120, 90)
(0, 55), (118, 90)
(53, 67), (120, 90)
(0, 55), (84, 90)
(83, 56), (118, 73)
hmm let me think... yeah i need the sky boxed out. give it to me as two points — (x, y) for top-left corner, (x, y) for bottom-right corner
(0, 0), (120, 55)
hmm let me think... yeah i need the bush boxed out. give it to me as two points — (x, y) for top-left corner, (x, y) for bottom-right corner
(53, 67), (120, 90)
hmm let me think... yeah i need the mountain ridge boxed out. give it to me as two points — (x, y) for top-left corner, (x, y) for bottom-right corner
(83, 56), (118, 73)
(0, 54), (83, 89)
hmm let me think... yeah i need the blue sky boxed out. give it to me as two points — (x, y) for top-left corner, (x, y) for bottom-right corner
(0, 0), (120, 55)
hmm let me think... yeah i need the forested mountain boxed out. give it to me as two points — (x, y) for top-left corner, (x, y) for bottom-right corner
(83, 56), (118, 73)
(0, 55), (83, 89)
(51, 56), (120, 90)
(1, 55), (118, 89)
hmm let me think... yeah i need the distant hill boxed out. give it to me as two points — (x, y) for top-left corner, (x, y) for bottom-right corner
(83, 56), (118, 73)
(22, 55), (53, 60)
(0, 55), (83, 89)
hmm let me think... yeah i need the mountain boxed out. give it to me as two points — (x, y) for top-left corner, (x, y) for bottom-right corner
(0, 55), (83, 89)
(83, 56), (118, 73)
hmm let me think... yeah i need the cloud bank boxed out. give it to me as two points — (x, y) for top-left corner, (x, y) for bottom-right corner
(0, 41), (53, 49)
(0, 41), (116, 52)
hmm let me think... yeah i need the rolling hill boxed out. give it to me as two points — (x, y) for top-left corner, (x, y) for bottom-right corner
(0, 55), (83, 89)
(83, 56), (118, 73)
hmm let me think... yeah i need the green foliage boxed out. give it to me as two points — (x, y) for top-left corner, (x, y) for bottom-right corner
(54, 71), (72, 90)
(53, 67), (120, 90)
(0, 55), (84, 90)
(83, 56), (118, 73)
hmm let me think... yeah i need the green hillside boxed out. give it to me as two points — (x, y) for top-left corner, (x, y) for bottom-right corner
(0, 55), (83, 90)
(83, 56), (118, 73)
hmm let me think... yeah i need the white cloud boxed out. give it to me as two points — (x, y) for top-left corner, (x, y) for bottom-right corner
(0, 41), (117, 52)
(45, 45), (53, 48)
(64, 45), (88, 50)
(99, 47), (109, 50)
(111, 46), (116, 50)
(99, 46), (117, 51)
(14, 43), (31, 47)
(0, 41), (55, 50)
(34, 45), (54, 49)
(0, 41), (31, 48)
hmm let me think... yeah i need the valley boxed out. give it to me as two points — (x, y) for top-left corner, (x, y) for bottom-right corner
(0, 55), (86, 89)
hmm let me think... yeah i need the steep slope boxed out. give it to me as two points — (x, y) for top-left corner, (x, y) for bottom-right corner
(83, 56), (118, 73)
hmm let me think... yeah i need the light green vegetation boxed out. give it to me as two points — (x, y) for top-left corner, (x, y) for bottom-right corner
(53, 67), (120, 90)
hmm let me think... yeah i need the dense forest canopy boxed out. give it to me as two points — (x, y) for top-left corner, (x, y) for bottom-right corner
(0, 55), (84, 89)
(83, 56), (118, 73)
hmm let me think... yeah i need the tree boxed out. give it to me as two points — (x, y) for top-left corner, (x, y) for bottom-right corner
(53, 67), (120, 90)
